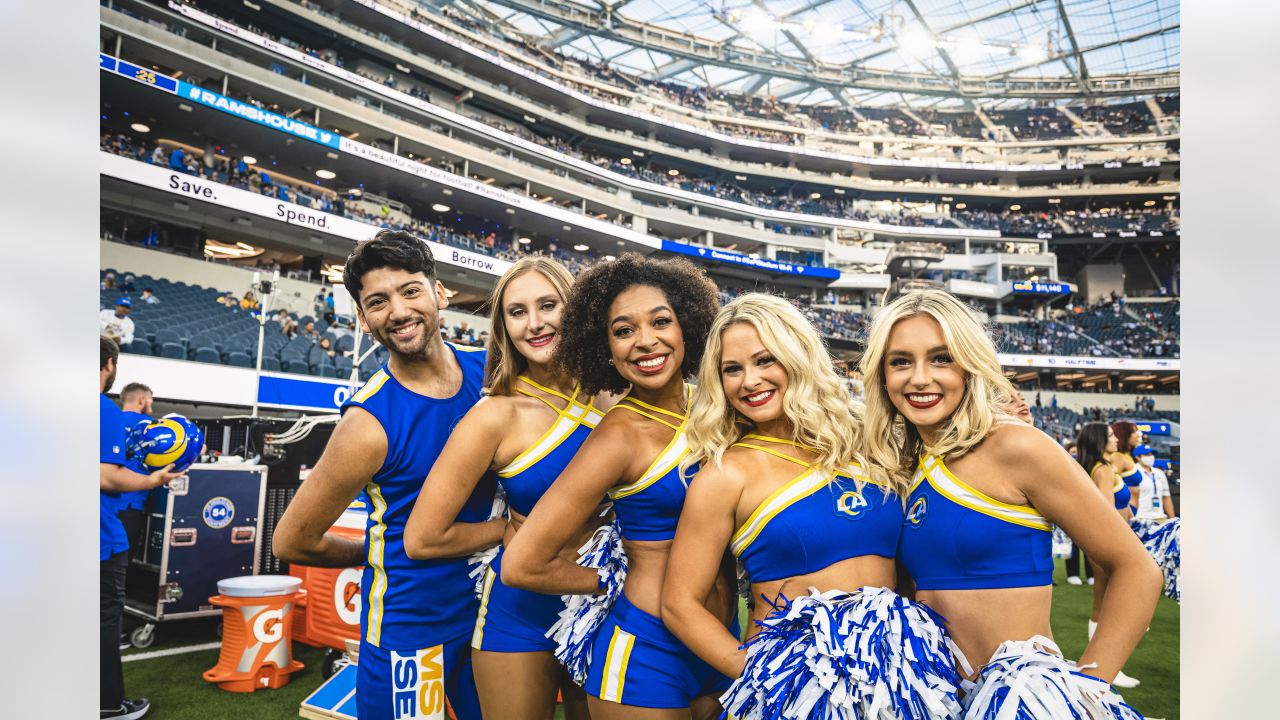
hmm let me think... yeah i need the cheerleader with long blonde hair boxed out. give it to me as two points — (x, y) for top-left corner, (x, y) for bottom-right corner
(860, 289), (1161, 718)
(662, 293), (964, 719)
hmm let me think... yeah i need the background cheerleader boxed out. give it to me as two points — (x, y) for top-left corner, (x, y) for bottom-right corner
(404, 258), (607, 720)
(1110, 420), (1146, 513)
(860, 290), (1162, 717)
(503, 254), (734, 720)
(1077, 422), (1144, 688)
(662, 293), (963, 720)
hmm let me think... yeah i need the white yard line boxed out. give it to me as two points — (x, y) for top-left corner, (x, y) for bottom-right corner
(122, 641), (222, 662)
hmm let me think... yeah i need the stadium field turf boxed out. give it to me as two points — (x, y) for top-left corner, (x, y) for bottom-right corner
(123, 558), (1178, 719)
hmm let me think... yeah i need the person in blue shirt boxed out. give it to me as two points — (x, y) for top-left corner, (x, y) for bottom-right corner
(100, 337), (184, 720)
(273, 231), (490, 720)
(117, 383), (155, 551)
(167, 146), (185, 172)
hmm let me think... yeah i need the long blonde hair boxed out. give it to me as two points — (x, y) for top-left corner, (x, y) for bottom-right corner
(859, 290), (1017, 487)
(483, 257), (575, 396)
(684, 294), (891, 490)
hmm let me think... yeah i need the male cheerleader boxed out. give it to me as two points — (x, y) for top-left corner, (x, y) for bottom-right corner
(274, 230), (493, 720)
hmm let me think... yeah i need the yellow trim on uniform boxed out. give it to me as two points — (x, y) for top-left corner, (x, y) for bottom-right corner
(928, 455), (1041, 514)
(365, 483), (390, 646)
(498, 415), (576, 477)
(471, 566), (497, 650)
(921, 457), (1051, 532)
(351, 369), (390, 404)
(730, 469), (829, 556)
(607, 430), (687, 499)
(449, 342), (485, 353)
(498, 382), (590, 478)
(599, 625), (635, 703)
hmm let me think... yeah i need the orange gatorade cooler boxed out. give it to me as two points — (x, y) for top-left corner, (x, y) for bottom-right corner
(291, 505), (366, 651)
(204, 575), (306, 692)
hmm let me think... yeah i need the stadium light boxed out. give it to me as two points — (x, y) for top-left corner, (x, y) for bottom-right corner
(130, 123), (150, 133)
(242, 155), (257, 165)
(604, 255), (616, 261)
(898, 27), (934, 58)
(620, 158), (632, 165)
(1144, 200), (1157, 207)
(955, 202), (967, 209)
(573, 244), (589, 252)
(809, 192), (821, 199)
(316, 169), (336, 180)
(1048, 198), (1061, 204)
(1009, 204), (1022, 211)
(432, 203), (450, 212)
(1017, 44), (1048, 62)
(518, 237), (532, 245)
(668, 169), (680, 176)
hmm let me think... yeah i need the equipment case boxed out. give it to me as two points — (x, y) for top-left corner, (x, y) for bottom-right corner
(125, 464), (268, 646)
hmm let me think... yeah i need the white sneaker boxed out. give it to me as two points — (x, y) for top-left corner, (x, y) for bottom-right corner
(1066, 576), (1083, 585)
(1113, 670), (1141, 688)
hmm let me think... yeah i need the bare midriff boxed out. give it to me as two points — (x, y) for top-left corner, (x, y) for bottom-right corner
(626, 538), (736, 626)
(916, 585), (1054, 678)
(746, 555), (897, 634)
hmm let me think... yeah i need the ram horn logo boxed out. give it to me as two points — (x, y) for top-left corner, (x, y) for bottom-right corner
(698, 248), (707, 256)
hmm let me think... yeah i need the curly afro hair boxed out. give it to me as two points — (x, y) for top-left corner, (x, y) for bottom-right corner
(555, 253), (721, 395)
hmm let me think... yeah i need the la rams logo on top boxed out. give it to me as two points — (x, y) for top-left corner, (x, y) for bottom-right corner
(835, 490), (869, 520)
(203, 496), (235, 529)
(906, 496), (928, 528)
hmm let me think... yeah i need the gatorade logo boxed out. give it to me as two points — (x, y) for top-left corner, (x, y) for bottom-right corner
(835, 490), (869, 519)
(252, 608), (284, 644)
(334, 568), (361, 626)
(906, 496), (928, 528)
(391, 646), (446, 719)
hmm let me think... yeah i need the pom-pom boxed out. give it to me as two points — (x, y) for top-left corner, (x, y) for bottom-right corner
(963, 636), (1144, 720)
(547, 521), (628, 684)
(1132, 517), (1179, 603)
(721, 587), (964, 720)
(469, 487), (508, 598)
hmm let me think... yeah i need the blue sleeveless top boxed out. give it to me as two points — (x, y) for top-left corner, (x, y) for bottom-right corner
(728, 435), (902, 584)
(1096, 462), (1136, 510)
(900, 454), (1053, 591)
(494, 377), (603, 516)
(605, 386), (696, 542)
(341, 343), (495, 648)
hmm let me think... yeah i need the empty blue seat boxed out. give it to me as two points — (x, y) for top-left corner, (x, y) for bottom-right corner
(124, 339), (152, 356)
(159, 342), (185, 359)
(193, 347), (222, 365)
(155, 329), (182, 347)
(262, 357), (282, 372)
(227, 351), (254, 368)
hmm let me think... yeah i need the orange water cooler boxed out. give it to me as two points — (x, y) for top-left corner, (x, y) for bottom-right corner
(204, 575), (306, 692)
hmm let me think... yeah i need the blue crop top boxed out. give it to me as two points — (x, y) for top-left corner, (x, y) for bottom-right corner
(899, 454), (1053, 591)
(1095, 462), (1134, 511)
(495, 377), (602, 516)
(605, 386), (695, 542)
(728, 435), (902, 584)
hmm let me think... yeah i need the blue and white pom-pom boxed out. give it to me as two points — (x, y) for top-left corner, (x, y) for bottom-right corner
(1052, 526), (1072, 559)
(962, 635), (1144, 720)
(721, 587), (964, 720)
(1132, 517), (1179, 603)
(547, 520), (628, 684)
(469, 486), (508, 598)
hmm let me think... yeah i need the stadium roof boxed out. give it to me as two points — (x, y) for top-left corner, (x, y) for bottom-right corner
(459, 0), (1180, 107)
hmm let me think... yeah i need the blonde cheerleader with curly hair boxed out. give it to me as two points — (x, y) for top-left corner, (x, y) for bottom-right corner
(661, 293), (965, 720)
(860, 289), (1162, 718)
